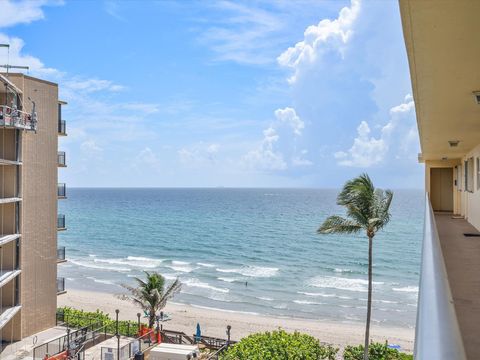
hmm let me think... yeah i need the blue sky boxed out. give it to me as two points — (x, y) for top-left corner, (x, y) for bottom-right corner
(0, 0), (423, 188)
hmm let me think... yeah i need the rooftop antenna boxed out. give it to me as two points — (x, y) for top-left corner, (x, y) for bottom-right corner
(0, 44), (29, 75)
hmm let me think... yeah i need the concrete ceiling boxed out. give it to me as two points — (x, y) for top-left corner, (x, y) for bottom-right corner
(400, 0), (480, 161)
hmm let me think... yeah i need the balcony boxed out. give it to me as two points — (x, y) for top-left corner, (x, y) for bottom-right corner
(0, 234), (20, 247)
(57, 183), (66, 199)
(0, 270), (21, 289)
(0, 305), (21, 331)
(0, 197), (21, 205)
(57, 277), (66, 295)
(0, 159), (21, 166)
(415, 195), (467, 359)
(58, 120), (66, 136)
(57, 151), (66, 167)
(57, 246), (66, 263)
(57, 214), (66, 231)
(0, 105), (37, 131)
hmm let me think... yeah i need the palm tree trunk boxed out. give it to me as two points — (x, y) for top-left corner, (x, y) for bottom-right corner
(363, 235), (373, 360)
(149, 311), (156, 329)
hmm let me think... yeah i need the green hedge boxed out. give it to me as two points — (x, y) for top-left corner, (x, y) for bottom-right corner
(220, 330), (339, 360)
(57, 307), (147, 337)
(59, 309), (413, 360)
(220, 330), (413, 360)
(343, 342), (413, 360)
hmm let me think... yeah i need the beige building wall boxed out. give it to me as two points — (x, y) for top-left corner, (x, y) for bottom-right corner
(458, 143), (480, 230)
(6, 74), (59, 338)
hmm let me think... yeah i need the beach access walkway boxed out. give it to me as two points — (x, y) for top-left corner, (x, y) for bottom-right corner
(0, 325), (67, 360)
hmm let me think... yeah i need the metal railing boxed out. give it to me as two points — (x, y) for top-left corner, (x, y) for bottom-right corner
(207, 344), (228, 360)
(57, 277), (66, 294)
(58, 182), (67, 198)
(0, 105), (37, 131)
(58, 214), (66, 230)
(57, 246), (66, 261)
(58, 119), (66, 135)
(32, 321), (107, 360)
(58, 151), (66, 167)
(101, 329), (160, 360)
(414, 194), (467, 359)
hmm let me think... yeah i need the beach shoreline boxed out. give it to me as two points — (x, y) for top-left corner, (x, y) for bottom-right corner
(58, 289), (415, 353)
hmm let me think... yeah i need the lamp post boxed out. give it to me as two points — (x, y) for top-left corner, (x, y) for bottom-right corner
(115, 309), (120, 360)
(226, 325), (231, 347)
(137, 313), (141, 335)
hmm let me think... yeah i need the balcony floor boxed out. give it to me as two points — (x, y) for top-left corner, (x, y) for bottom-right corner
(435, 213), (480, 360)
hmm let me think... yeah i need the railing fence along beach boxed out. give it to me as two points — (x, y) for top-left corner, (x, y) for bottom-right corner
(39, 310), (234, 359)
(414, 194), (466, 359)
(32, 320), (108, 359)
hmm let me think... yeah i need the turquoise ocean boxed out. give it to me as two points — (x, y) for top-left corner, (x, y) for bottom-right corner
(58, 188), (423, 328)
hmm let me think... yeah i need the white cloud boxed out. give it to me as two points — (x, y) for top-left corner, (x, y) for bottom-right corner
(243, 127), (287, 171)
(0, 0), (61, 28)
(335, 95), (417, 167)
(104, 1), (126, 22)
(390, 93), (414, 114)
(119, 103), (158, 114)
(198, 1), (283, 64)
(244, 106), (311, 171)
(64, 78), (125, 93)
(0, 33), (58, 75)
(80, 139), (103, 156)
(178, 143), (221, 164)
(274, 107), (304, 136)
(134, 147), (161, 171)
(278, 0), (361, 82)
(334, 121), (386, 167)
(292, 149), (313, 167)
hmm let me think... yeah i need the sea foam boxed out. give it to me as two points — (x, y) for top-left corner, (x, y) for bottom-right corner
(307, 276), (383, 293)
(183, 278), (229, 293)
(216, 265), (279, 278)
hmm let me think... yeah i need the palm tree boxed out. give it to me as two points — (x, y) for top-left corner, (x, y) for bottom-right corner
(318, 174), (393, 360)
(119, 271), (181, 328)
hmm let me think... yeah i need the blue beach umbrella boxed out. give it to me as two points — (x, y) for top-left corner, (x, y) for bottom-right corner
(195, 323), (201, 342)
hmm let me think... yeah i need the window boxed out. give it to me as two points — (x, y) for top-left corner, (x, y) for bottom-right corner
(465, 158), (474, 192)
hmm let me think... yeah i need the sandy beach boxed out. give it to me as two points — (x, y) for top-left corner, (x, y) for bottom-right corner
(58, 289), (415, 353)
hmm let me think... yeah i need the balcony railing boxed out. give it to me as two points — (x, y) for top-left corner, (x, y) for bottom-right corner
(57, 214), (66, 230)
(414, 194), (466, 359)
(57, 246), (66, 262)
(0, 105), (37, 131)
(58, 183), (66, 198)
(57, 277), (66, 294)
(58, 120), (66, 135)
(58, 151), (66, 167)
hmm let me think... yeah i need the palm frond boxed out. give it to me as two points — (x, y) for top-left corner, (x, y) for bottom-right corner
(337, 174), (375, 218)
(118, 271), (182, 324)
(318, 215), (362, 234)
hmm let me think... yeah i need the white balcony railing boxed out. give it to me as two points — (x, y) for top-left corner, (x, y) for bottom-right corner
(0, 105), (37, 131)
(414, 194), (466, 359)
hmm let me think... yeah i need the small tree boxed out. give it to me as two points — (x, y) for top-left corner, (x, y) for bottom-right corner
(119, 271), (181, 328)
(318, 174), (393, 360)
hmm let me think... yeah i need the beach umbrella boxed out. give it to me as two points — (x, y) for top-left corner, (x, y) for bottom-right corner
(195, 323), (201, 342)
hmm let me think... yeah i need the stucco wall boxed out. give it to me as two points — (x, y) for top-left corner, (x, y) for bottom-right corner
(8, 74), (59, 338)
